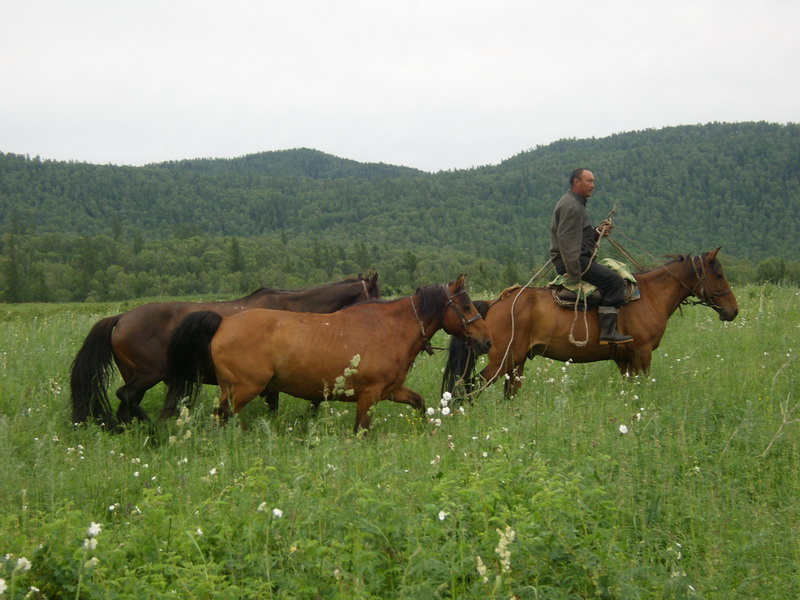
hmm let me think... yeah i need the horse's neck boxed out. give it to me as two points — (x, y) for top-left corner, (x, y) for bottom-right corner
(408, 295), (444, 355)
(639, 262), (695, 318)
(246, 284), (360, 310)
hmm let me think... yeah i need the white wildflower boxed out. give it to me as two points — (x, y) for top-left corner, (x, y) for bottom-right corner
(495, 526), (516, 573)
(15, 557), (32, 572)
(475, 556), (489, 583)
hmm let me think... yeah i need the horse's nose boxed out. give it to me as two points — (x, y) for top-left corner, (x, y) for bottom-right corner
(721, 308), (738, 321)
(475, 338), (492, 354)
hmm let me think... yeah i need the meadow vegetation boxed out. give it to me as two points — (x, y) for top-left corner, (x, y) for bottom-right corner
(0, 284), (798, 598)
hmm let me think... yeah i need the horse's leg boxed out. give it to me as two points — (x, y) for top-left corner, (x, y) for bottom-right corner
(389, 385), (425, 413)
(479, 354), (526, 398)
(354, 390), (381, 432)
(223, 381), (267, 424)
(614, 359), (633, 377)
(261, 390), (279, 412)
(115, 374), (159, 423)
(631, 347), (652, 375)
(615, 347), (652, 377)
(213, 385), (234, 424)
(503, 360), (527, 398)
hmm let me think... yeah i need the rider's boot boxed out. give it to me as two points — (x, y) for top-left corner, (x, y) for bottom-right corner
(598, 307), (634, 345)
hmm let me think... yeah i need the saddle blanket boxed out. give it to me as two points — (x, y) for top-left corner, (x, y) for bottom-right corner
(548, 258), (640, 309)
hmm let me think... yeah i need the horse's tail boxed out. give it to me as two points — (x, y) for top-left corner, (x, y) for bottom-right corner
(161, 311), (222, 419)
(441, 300), (492, 399)
(70, 315), (119, 428)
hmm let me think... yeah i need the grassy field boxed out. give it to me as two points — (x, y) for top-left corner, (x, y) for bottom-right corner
(0, 284), (798, 599)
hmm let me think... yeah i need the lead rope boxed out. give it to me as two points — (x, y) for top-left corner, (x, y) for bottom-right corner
(566, 205), (618, 347)
(479, 260), (553, 390)
(480, 205), (615, 387)
(410, 294), (435, 356)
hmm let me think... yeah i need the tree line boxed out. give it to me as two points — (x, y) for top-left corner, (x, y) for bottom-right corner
(1, 122), (799, 302)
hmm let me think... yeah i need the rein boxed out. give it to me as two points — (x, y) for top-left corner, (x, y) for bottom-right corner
(657, 253), (733, 314)
(685, 255), (734, 312)
(411, 285), (483, 356)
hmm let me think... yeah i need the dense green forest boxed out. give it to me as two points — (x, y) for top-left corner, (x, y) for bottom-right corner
(1, 121), (799, 302)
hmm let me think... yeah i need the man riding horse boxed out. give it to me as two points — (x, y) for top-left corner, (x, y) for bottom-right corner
(550, 168), (633, 345)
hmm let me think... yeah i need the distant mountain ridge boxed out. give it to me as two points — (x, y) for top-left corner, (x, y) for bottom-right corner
(149, 147), (426, 180)
(1, 121), (798, 264)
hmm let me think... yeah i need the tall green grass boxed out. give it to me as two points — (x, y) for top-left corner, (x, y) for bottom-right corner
(0, 285), (797, 598)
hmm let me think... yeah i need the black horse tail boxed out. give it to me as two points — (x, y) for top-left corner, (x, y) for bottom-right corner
(161, 311), (222, 419)
(441, 300), (492, 400)
(70, 315), (119, 428)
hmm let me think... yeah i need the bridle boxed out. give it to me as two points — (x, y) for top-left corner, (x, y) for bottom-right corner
(663, 254), (734, 314)
(445, 286), (484, 328)
(688, 254), (736, 314)
(412, 285), (483, 355)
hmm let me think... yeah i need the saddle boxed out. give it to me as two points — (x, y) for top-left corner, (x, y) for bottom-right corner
(548, 258), (640, 310)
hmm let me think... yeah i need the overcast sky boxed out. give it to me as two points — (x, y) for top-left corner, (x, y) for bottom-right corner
(1, 0), (797, 172)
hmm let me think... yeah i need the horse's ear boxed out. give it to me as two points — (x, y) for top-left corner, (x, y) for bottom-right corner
(707, 247), (721, 261)
(453, 274), (467, 290)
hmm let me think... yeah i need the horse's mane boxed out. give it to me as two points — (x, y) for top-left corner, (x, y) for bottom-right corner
(414, 284), (444, 321)
(634, 253), (696, 275)
(241, 286), (282, 299)
(498, 285), (523, 300)
(240, 274), (376, 300)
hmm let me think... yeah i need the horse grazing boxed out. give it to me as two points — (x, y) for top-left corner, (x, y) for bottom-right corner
(443, 249), (738, 398)
(163, 275), (492, 432)
(70, 273), (380, 428)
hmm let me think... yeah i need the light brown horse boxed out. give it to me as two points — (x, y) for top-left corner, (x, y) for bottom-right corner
(443, 249), (738, 397)
(164, 275), (492, 431)
(70, 274), (380, 428)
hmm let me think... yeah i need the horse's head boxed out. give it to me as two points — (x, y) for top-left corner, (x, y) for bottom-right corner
(359, 272), (381, 300)
(441, 275), (493, 355)
(692, 248), (739, 321)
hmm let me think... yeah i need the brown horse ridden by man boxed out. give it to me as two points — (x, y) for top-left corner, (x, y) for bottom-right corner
(162, 275), (492, 432)
(442, 249), (738, 398)
(70, 273), (380, 428)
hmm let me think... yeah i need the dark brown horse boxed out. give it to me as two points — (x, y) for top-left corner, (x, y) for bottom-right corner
(443, 249), (738, 397)
(70, 274), (380, 427)
(163, 275), (492, 432)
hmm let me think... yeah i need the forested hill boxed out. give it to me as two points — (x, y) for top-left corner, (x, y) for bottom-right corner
(150, 147), (425, 180)
(1, 121), (799, 301)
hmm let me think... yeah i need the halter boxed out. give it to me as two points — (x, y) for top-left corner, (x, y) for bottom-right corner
(662, 254), (733, 314)
(687, 254), (735, 313)
(411, 285), (483, 355)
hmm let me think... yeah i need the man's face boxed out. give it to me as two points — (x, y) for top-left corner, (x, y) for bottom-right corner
(573, 170), (595, 198)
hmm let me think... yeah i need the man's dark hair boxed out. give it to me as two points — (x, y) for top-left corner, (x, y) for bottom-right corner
(569, 168), (587, 187)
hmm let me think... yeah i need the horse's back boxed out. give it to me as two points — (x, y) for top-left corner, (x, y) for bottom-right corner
(210, 305), (405, 401)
